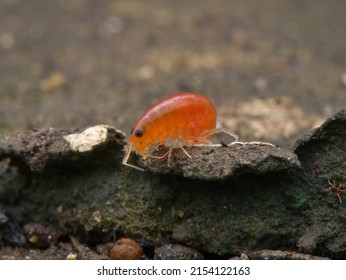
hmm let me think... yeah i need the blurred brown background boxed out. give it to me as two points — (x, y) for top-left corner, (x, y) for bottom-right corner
(1, 0), (345, 146)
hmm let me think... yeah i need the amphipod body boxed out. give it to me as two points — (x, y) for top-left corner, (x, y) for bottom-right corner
(123, 92), (237, 170)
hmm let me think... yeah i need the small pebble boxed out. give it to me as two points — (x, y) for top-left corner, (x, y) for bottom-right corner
(95, 242), (114, 259)
(64, 125), (108, 152)
(230, 253), (249, 260)
(154, 244), (204, 260)
(92, 211), (102, 223)
(240, 253), (249, 260)
(176, 210), (185, 218)
(22, 223), (59, 249)
(56, 205), (63, 214)
(109, 238), (143, 260)
(66, 253), (78, 260)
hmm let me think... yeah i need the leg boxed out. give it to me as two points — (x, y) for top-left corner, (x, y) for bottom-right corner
(167, 147), (173, 167)
(178, 139), (192, 158)
(144, 142), (168, 159)
(197, 127), (238, 144)
(123, 161), (145, 171)
(143, 140), (174, 166)
(147, 150), (169, 159)
(122, 144), (145, 171)
(167, 138), (192, 166)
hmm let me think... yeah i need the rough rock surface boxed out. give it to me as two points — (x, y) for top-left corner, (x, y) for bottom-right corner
(0, 125), (126, 172)
(140, 142), (300, 180)
(292, 109), (346, 258)
(1, 110), (346, 259)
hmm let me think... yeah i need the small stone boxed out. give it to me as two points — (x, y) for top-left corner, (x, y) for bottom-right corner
(230, 253), (249, 260)
(95, 242), (114, 259)
(22, 223), (59, 249)
(176, 210), (185, 218)
(154, 244), (204, 260)
(64, 125), (109, 152)
(66, 253), (77, 260)
(56, 205), (63, 213)
(28, 235), (39, 244)
(240, 253), (249, 260)
(109, 238), (143, 260)
(92, 211), (102, 223)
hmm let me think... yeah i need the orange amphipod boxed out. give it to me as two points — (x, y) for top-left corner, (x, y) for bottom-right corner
(122, 92), (238, 171)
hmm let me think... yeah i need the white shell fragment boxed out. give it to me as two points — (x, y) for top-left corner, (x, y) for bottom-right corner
(64, 125), (109, 152)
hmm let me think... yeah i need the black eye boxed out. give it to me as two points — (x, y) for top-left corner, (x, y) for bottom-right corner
(134, 129), (143, 138)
